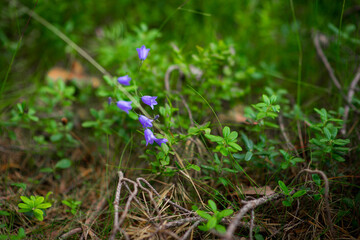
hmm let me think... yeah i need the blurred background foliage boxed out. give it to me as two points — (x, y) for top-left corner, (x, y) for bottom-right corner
(1, 0), (359, 110)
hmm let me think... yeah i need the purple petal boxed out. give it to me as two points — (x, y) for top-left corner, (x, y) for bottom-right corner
(117, 75), (131, 86)
(144, 129), (156, 146)
(139, 115), (153, 128)
(141, 96), (158, 109)
(154, 138), (168, 146)
(136, 45), (150, 60)
(116, 101), (132, 114)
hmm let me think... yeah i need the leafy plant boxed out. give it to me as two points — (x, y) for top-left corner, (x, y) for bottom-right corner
(205, 126), (242, 157)
(62, 199), (82, 215)
(279, 150), (304, 169)
(0, 228), (26, 240)
(18, 195), (52, 221)
(196, 200), (234, 233)
(278, 180), (307, 207)
(309, 108), (350, 163)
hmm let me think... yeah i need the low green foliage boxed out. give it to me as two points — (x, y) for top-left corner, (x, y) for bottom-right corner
(18, 194), (52, 221)
(196, 200), (234, 233)
(62, 199), (82, 216)
(278, 181), (307, 207)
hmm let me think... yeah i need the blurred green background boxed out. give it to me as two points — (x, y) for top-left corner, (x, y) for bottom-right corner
(1, 0), (359, 108)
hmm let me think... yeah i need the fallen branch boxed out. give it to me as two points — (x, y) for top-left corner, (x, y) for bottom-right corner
(224, 192), (284, 239)
(342, 67), (360, 135)
(299, 169), (333, 237)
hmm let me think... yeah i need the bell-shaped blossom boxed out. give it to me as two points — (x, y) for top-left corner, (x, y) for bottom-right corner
(136, 45), (150, 61)
(139, 115), (153, 128)
(154, 138), (168, 146)
(144, 129), (157, 146)
(117, 75), (131, 86)
(108, 97), (112, 105)
(144, 129), (168, 147)
(116, 100), (132, 114)
(141, 96), (158, 109)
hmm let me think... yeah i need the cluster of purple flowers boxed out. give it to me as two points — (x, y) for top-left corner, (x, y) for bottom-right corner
(112, 45), (167, 147)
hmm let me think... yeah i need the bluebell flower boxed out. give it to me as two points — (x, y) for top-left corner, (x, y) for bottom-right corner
(141, 96), (158, 109)
(154, 138), (168, 146)
(139, 115), (153, 128)
(144, 129), (157, 146)
(144, 129), (168, 146)
(117, 75), (131, 86)
(108, 97), (112, 105)
(116, 100), (132, 114)
(136, 45), (150, 61)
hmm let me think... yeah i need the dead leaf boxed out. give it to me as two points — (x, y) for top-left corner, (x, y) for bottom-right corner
(47, 60), (101, 88)
(240, 186), (275, 196)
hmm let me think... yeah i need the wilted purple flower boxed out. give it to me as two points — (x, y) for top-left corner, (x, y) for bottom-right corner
(154, 138), (168, 146)
(108, 97), (112, 105)
(116, 100), (132, 114)
(141, 96), (158, 109)
(144, 129), (157, 146)
(117, 75), (131, 86)
(136, 45), (150, 61)
(139, 115), (153, 128)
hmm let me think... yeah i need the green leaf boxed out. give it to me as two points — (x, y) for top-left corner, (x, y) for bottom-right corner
(218, 209), (234, 219)
(196, 210), (212, 220)
(278, 181), (289, 195)
(205, 134), (223, 143)
(228, 142), (242, 151)
(323, 127), (331, 140)
(245, 151), (253, 161)
(222, 126), (230, 138)
(55, 159), (72, 169)
(262, 94), (270, 105)
(208, 200), (217, 212)
(222, 168), (238, 173)
(282, 200), (292, 207)
(18, 208), (31, 213)
(188, 164), (200, 171)
(33, 209), (44, 221)
(292, 190), (307, 198)
(50, 133), (63, 142)
(37, 203), (52, 209)
(215, 224), (227, 233)
(11, 183), (27, 191)
(217, 177), (229, 186)
(312, 174), (321, 186)
(255, 233), (265, 240)
(0, 211), (10, 216)
(40, 168), (53, 173)
(18, 203), (31, 209)
(219, 147), (228, 156)
(198, 224), (208, 231)
(17, 228), (26, 238)
(333, 139), (350, 146)
(206, 217), (217, 229)
(34, 196), (44, 206)
(292, 157), (304, 163)
(82, 121), (98, 128)
(227, 131), (238, 142)
(20, 196), (32, 205)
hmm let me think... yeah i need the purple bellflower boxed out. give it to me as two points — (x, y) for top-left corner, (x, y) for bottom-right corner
(144, 129), (156, 146)
(116, 100), (132, 114)
(154, 138), (168, 146)
(117, 75), (131, 86)
(144, 129), (168, 146)
(141, 96), (158, 109)
(108, 97), (112, 106)
(139, 115), (153, 128)
(136, 45), (150, 61)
